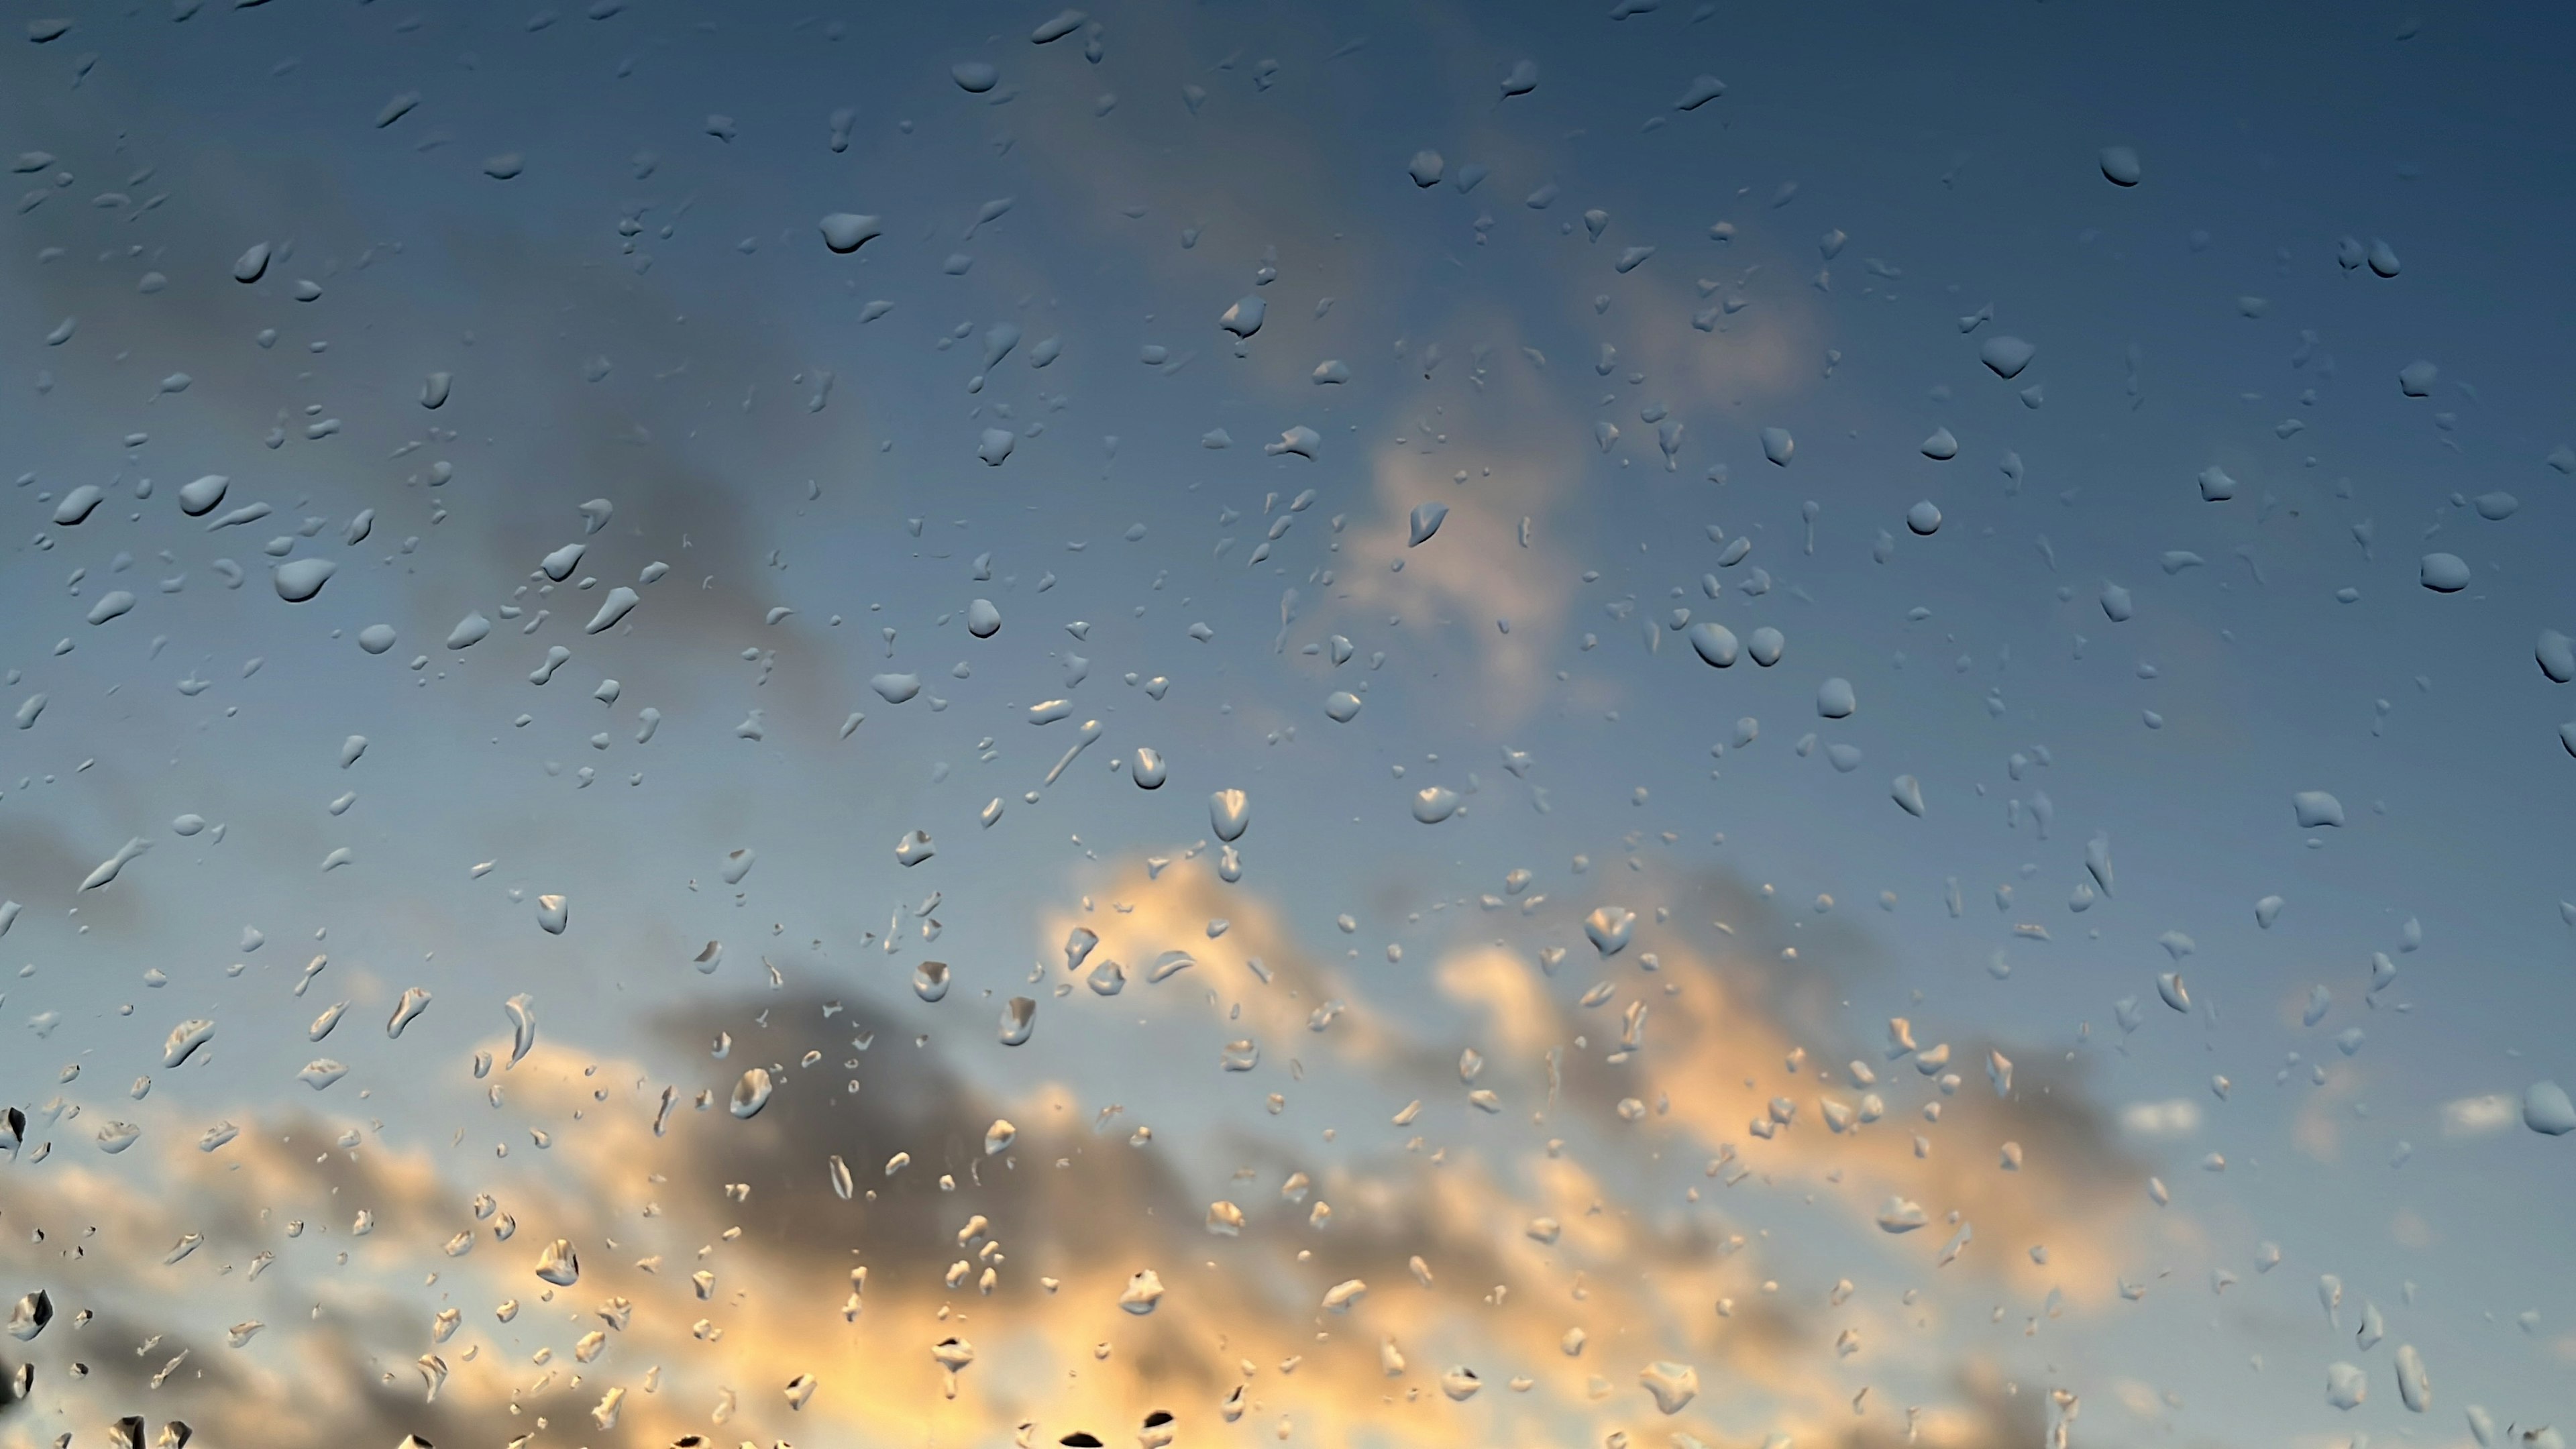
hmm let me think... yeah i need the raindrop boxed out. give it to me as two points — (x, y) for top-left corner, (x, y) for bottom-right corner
(2419, 553), (2470, 592)
(272, 558), (337, 603)
(2292, 792), (2345, 828)
(1980, 335), (2036, 378)
(1674, 74), (1727, 109)
(2525, 1081), (2576, 1136)
(819, 213), (883, 253)
(1640, 1362), (1700, 1415)
(1891, 775), (1926, 817)
(1210, 789), (1250, 841)
(913, 960), (951, 1002)
(1408, 502), (1449, 546)
(1119, 1270), (1165, 1314)
(1000, 997), (1037, 1046)
(730, 1067), (774, 1119)
(534, 1239), (580, 1287)
(1585, 906), (1635, 956)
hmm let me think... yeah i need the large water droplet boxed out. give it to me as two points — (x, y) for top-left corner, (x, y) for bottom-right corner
(731, 1067), (774, 1119)
(1210, 790), (1250, 841)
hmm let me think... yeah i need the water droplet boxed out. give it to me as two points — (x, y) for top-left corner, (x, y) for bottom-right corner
(1891, 775), (1926, 817)
(1266, 425), (1321, 458)
(272, 558), (336, 603)
(1585, 906), (1635, 956)
(1210, 789), (1250, 841)
(1119, 1270), (1165, 1313)
(819, 213), (883, 253)
(1030, 9), (1086, 43)
(2157, 973), (2191, 1012)
(177, 474), (229, 515)
(584, 587), (639, 633)
(535, 1239), (580, 1287)
(1876, 1197), (1928, 1232)
(1980, 335), (2036, 378)
(2419, 553), (2470, 592)
(730, 1067), (773, 1119)
(1640, 1362), (1700, 1414)
(1407, 502), (1448, 546)
(504, 994), (537, 1065)
(386, 986), (432, 1038)
(2292, 792), (2345, 828)
(162, 1018), (215, 1069)
(2394, 1344), (2431, 1411)
(1220, 294), (1266, 338)
(7, 1290), (53, 1342)
(2524, 1081), (2576, 1135)
(1674, 74), (1726, 109)
(1000, 997), (1036, 1046)
(912, 960), (951, 1002)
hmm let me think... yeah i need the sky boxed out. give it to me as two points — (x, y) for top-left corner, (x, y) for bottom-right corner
(2, 1), (2573, 1447)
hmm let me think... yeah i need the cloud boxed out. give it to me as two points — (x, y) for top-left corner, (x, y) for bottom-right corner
(0, 847), (2164, 1449)
(2438, 1093), (2516, 1137)
(2119, 1099), (2202, 1137)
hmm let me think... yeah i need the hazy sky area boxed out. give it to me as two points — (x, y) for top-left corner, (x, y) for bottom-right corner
(2, 1), (2573, 1448)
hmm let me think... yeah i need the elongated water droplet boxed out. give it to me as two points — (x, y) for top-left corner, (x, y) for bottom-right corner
(731, 1067), (774, 1119)
(1210, 789), (1250, 841)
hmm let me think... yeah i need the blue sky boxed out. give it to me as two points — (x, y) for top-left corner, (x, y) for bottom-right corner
(1, 2), (2571, 1447)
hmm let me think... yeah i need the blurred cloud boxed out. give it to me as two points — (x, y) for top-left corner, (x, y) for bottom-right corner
(2439, 1093), (2516, 1137)
(2119, 1099), (2202, 1137)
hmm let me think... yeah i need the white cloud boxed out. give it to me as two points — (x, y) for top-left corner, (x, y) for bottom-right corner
(2119, 1099), (2202, 1136)
(2440, 1093), (2518, 1136)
